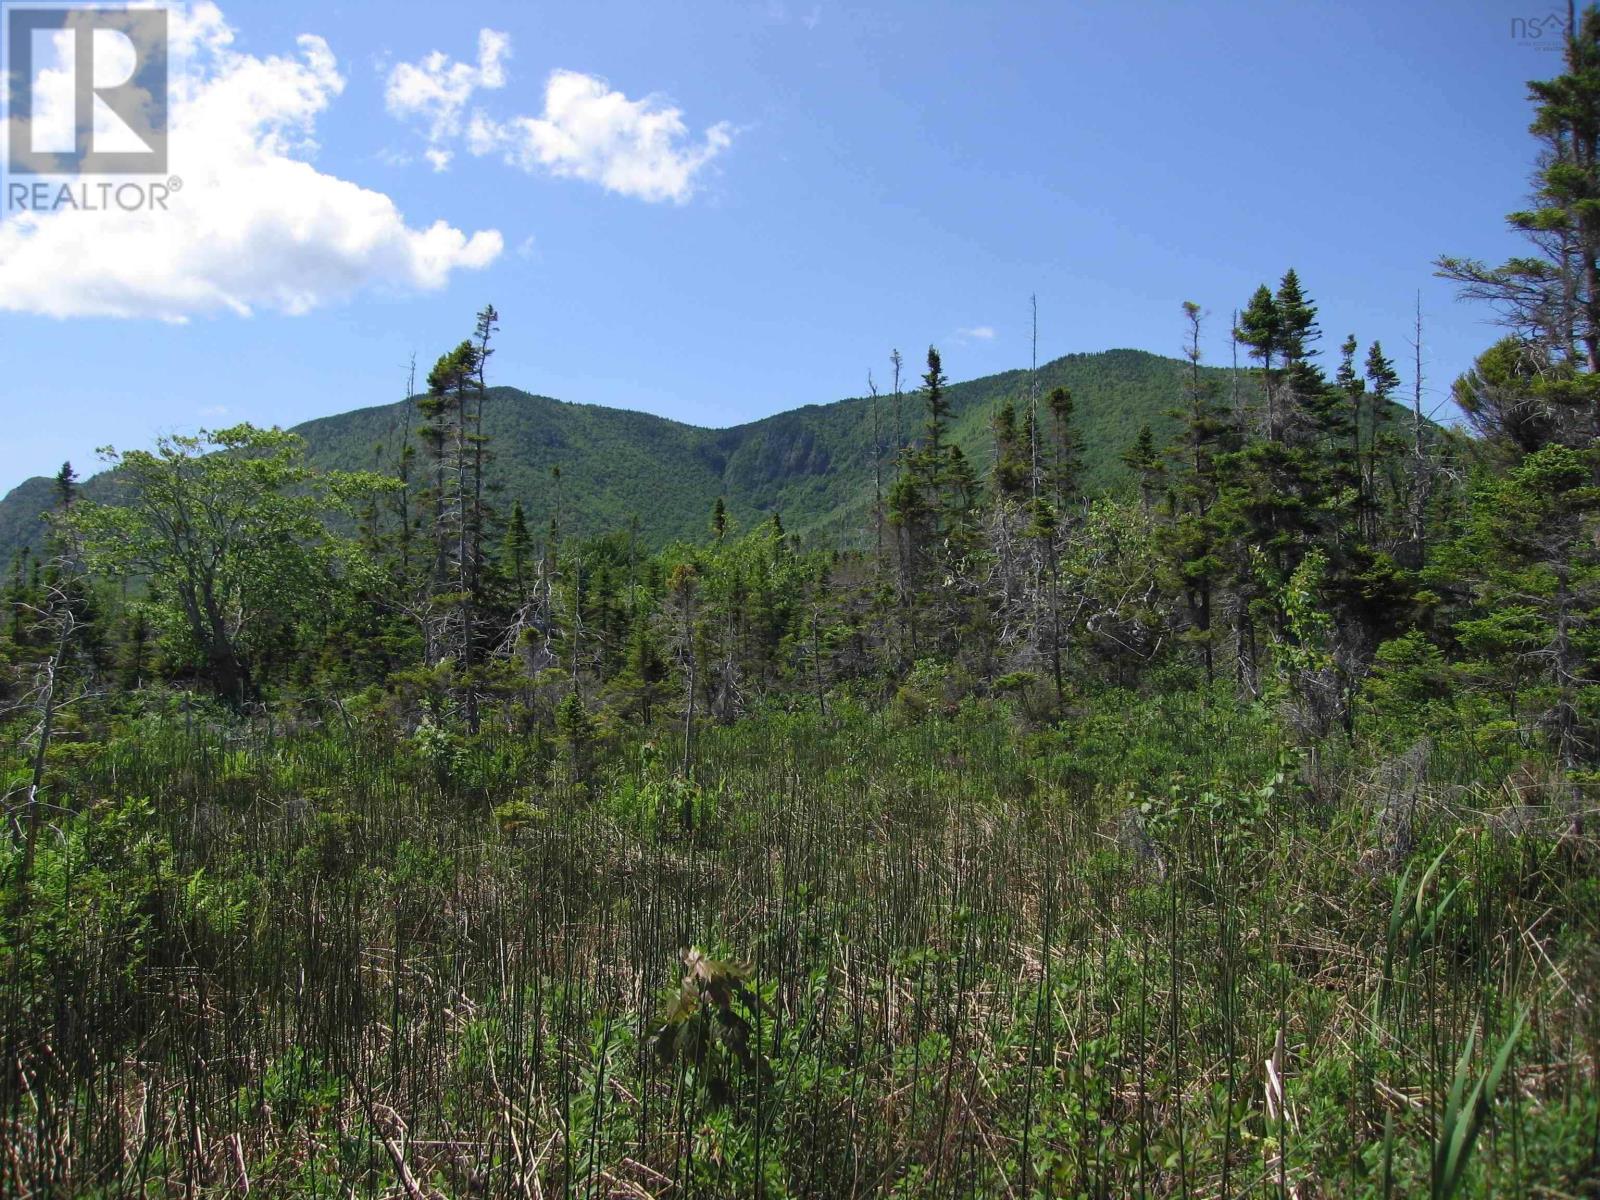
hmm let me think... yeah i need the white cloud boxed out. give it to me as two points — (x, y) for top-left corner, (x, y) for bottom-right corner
(384, 28), (509, 172)
(475, 70), (733, 204)
(387, 32), (734, 204)
(957, 325), (997, 341)
(0, 3), (503, 321)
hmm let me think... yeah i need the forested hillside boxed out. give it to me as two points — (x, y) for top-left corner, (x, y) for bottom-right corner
(2, 11), (1599, 1200)
(0, 347), (1222, 565)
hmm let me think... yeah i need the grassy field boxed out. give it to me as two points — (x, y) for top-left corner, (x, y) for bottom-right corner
(2, 689), (1594, 1197)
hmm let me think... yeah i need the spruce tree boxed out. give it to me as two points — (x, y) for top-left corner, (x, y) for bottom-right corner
(505, 499), (533, 600)
(53, 462), (76, 511)
(1164, 303), (1234, 683)
(1235, 285), (1282, 437)
(1438, 9), (1600, 782)
(1045, 386), (1085, 515)
(922, 345), (951, 461)
(1122, 424), (1164, 513)
(1364, 341), (1401, 537)
(991, 399), (1029, 501)
(1440, 7), (1600, 379)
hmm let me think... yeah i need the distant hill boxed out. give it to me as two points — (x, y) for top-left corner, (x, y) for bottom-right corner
(0, 348), (1242, 565)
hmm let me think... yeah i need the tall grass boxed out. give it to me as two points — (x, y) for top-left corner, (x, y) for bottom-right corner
(0, 694), (1594, 1196)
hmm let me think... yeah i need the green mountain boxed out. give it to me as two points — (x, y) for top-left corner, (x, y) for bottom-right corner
(0, 476), (59, 571)
(0, 348), (1235, 564)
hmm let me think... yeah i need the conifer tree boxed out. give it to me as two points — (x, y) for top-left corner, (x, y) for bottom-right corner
(1449, 447), (1600, 776)
(1122, 424), (1164, 513)
(53, 462), (76, 511)
(886, 470), (930, 662)
(1363, 341), (1401, 537)
(555, 690), (597, 791)
(1235, 285), (1282, 437)
(668, 562), (701, 779)
(505, 499), (533, 601)
(1438, 9), (1600, 783)
(991, 399), (1029, 501)
(1439, 7), (1600, 380)
(423, 337), (486, 724)
(607, 612), (669, 726)
(1045, 386), (1085, 515)
(1224, 270), (1330, 579)
(885, 346), (956, 658)
(943, 443), (980, 534)
(1164, 303), (1233, 683)
(922, 345), (950, 461)
(6, 549), (31, 646)
(1327, 335), (1363, 511)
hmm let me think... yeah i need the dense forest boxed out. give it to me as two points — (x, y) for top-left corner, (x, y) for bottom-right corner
(0, 346), (1246, 561)
(2, 14), (1600, 1200)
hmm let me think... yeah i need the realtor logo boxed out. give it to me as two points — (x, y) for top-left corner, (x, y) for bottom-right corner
(3, 2), (168, 175)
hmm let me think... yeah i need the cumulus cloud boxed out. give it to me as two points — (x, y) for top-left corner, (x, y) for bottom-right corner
(386, 32), (734, 204)
(474, 70), (733, 204)
(384, 28), (509, 172)
(957, 325), (997, 342)
(0, 3), (503, 321)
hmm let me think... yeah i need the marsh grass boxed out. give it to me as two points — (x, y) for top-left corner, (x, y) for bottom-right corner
(0, 694), (1594, 1196)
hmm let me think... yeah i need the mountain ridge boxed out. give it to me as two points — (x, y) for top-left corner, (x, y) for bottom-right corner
(0, 348), (1233, 565)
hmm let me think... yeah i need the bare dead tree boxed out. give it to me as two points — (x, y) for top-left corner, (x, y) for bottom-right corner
(668, 564), (700, 779)
(868, 370), (885, 572)
(1408, 293), (1434, 565)
(6, 532), (89, 900)
(1229, 309), (1243, 432)
(1029, 294), (1041, 503)
(890, 349), (904, 456)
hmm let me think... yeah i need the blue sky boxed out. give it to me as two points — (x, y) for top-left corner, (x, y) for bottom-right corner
(0, 0), (1559, 493)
